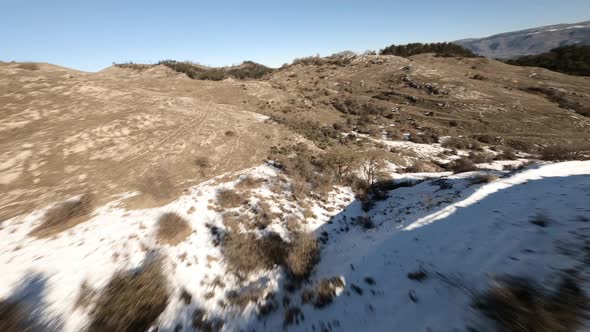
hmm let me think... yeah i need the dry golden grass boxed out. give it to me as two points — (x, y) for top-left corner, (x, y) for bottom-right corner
(137, 166), (177, 202)
(156, 212), (192, 245)
(217, 189), (245, 208)
(222, 212), (241, 232)
(89, 258), (169, 332)
(286, 232), (319, 280)
(30, 193), (95, 238)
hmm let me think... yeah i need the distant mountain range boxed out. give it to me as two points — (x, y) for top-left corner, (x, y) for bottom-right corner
(454, 21), (590, 59)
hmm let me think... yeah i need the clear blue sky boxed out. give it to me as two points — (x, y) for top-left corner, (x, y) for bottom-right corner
(1, 0), (589, 71)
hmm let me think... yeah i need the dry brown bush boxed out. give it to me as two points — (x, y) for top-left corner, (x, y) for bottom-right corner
(251, 201), (273, 230)
(31, 193), (95, 237)
(450, 157), (477, 173)
(194, 156), (210, 169)
(156, 212), (192, 245)
(442, 137), (482, 151)
(473, 275), (587, 332)
(223, 232), (287, 276)
(286, 232), (319, 280)
(217, 189), (245, 208)
(0, 300), (38, 332)
(74, 281), (97, 309)
(89, 258), (169, 332)
(192, 307), (224, 332)
(540, 144), (589, 161)
(276, 151), (334, 199)
(405, 160), (441, 173)
(18, 62), (39, 70)
(324, 146), (357, 183)
(470, 174), (499, 185)
(500, 147), (518, 160)
(235, 176), (264, 190)
(284, 306), (304, 326)
(292, 56), (326, 66)
(225, 284), (266, 309)
(301, 277), (344, 308)
(469, 152), (494, 164)
(409, 133), (439, 144)
(222, 212), (241, 232)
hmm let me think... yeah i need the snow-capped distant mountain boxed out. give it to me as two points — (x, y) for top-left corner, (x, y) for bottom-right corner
(454, 21), (590, 59)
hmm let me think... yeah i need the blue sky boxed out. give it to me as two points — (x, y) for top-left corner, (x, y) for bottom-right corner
(1, 0), (589, 71)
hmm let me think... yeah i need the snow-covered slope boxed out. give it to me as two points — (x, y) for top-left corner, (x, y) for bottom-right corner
(454, 21), (590, 59)
(1, 161), (589, 331)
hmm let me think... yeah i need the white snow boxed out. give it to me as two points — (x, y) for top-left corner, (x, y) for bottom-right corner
(1, 161), (589, 331)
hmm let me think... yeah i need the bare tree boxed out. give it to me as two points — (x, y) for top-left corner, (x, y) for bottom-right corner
(325, 146), (356, 183)
(361, 151), (382, 186)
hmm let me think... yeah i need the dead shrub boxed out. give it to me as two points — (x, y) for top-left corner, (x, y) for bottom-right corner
(284, 306), (304, 326)
(156, 212), (192, 245)
(0, 299), (38, 332)
(406, 160), (441, 173)
(18, 62), (39, 70)
(407, 269), (428, 282)
(74, 281), (97, 309)
(470, 174), (499, 185)
(192, 308), (224, 332)
(301, 277), (344, 308)
(473, 274), (587, 332)
(235, 176), (264, 190)
(251, 201), (273, 230)
(506, 139), (537, 154)
(530, 211), (551, 227)
(500, 147), (518, 160)
(540, 144), (589, 161)
(275, 150), (334, 199)
(286, 217), (301, 233)
(409, 133), (439, 144)
(217, 189), (245, 208)
(89, 258), (169, 332)
(223, 232), (287, 276)
(286, 232), (319, 280)
(450, 157), (477, 173)
(324, 146), (357, 183)
(442, 137), (482, 151)
(225, 284), (266, 309)
(194, 156), (210, 169)
(292, 56), (326, 66)
(357, 215), (374, 229)
(222, 212), (241, 232)
(31, 193), (95, 237)
(113, 62), (153, 71)
(469, 152), (494, 164)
